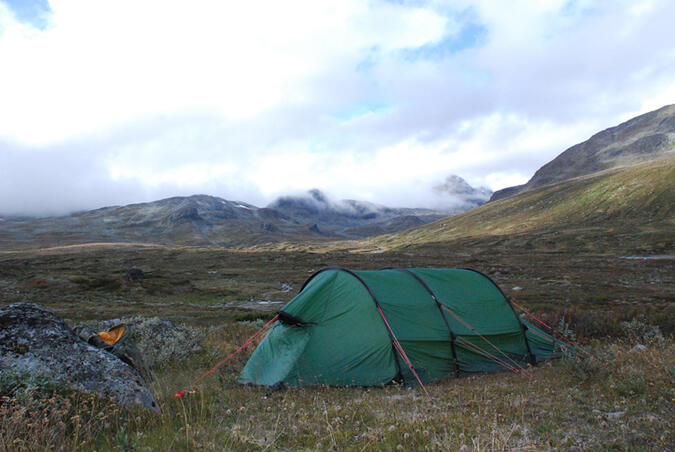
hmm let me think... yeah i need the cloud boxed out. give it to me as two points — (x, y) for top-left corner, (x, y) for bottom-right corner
(0, 0), (674, 216)
(0, 138), (144, 216)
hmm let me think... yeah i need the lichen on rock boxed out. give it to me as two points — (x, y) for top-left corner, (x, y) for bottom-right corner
(83, 316), (204, 369)
(0, 303), (158, 411)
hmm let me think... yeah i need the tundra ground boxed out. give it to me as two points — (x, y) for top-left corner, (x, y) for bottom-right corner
(0, 241), (673, 450)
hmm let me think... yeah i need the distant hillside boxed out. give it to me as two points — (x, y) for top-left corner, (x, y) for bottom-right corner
(267, 189), (450, 237)
(373, 157), (674, 254)
(0, 185), (488, 250)
(432, 175), (492, 208)
(0, 195), (307, 250)
(491, 104), (675, 201)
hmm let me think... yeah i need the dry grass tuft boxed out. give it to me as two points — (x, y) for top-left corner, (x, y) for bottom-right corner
(4, 322), (671, 451)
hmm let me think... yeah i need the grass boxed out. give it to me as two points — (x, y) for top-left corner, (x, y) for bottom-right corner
(1, 158), (674, 450)
(2, 323), (673, 450)
(369, 157), (675, 253)
(1, 245), (673, 451)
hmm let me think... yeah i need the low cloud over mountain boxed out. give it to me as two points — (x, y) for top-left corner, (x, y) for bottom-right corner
(432, 175), (492, 210)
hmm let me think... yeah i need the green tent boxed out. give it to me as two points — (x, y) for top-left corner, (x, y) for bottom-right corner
(239, 267), (561, 387)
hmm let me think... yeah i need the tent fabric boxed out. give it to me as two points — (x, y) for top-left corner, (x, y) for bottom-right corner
(238, 267), (560, 387)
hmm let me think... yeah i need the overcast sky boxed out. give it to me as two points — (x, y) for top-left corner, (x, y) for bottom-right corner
(1, 0), (674, 216)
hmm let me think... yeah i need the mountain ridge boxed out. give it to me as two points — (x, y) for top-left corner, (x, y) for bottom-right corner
(491, 104), (675, 201)
(0, 177), (491, 250)
(370, 156), (674, 255)
(0, 172), (493, 250)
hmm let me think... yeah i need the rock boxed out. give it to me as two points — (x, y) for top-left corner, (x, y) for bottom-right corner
(125, 266), (144, 282)
(281, 283), (293, 293)
(81, 316), (203, 369)
(260, 222), (278, 232)
(72, 324), (153, 384)
(308, 223), (322, 234)
(622, 319), (665, 345)
(629, 344), (647, 353)
(605, 411), (626, 419)
(169, 204), (202, 222)
(0, 303), (158, 411)
(110, 341), (153, 384)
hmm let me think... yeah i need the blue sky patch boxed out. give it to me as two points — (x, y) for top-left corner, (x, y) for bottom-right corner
(334, 103), (392, 122)
(2, 0), (52, 30)
(400, 20), (487, 61)
(356, 46), (381, 73)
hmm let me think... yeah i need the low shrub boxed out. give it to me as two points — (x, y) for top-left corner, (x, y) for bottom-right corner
(621, 318), (665, 346)
(233, 312), (277, 323)
(536, 309), (668, 342)
(0, 377), (126, 452)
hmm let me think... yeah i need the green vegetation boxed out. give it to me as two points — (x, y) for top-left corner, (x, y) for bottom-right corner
(1, 157), (673, 450)
(371, 157), (674, 253)
(2, 325), (672, 450)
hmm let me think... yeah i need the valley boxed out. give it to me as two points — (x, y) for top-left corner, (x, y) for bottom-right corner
(1, 106), (674, 450)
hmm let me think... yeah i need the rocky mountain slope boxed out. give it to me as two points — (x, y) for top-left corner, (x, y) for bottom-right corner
(433, 175), (492, 208)
(491, 104), (675, 201)
(372, 156), (674, 255)
(267, 176), (491, 237)
(0, 173), (492, 250)
(0, 195), (321, 250)
(267, 189), (447, 236)
(0, 177), (491, 250)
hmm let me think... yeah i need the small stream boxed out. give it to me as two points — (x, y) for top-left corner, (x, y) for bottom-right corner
(619, 255), (675, 260)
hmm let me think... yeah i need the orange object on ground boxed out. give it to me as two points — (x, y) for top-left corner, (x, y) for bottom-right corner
(98, 325), (125, 345)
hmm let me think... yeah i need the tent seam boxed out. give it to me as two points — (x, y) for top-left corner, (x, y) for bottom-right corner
(459, 268), (537, 365)
(382, 267), (461, 378)
(285, 271), (337, 385)
(298, 267), (404, 382)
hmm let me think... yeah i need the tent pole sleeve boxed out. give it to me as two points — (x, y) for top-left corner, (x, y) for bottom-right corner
(505, 298), (536, 365)
(300, 267), (404, 381)
(459, 268), (537, 365)
(382, 267), (460, 378)
(299, 266), (352, 292)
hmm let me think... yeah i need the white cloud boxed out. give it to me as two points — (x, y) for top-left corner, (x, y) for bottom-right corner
(0, 0), (674, 216)
(0, 0), (447, 144)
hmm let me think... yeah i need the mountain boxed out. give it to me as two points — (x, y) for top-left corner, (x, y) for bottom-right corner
(0, 195), (310, 249)
(267, 175), (491, 236)
(0, 184), (488, 250)
(433, 175), (492, 208)
(373, 156), (674, 255)
(491, 104), (675, 201)
(267, 189), (448, 237)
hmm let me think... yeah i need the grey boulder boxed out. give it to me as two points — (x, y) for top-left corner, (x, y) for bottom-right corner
(0, 303), (158, 411)
(82, 315), (203, 369)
